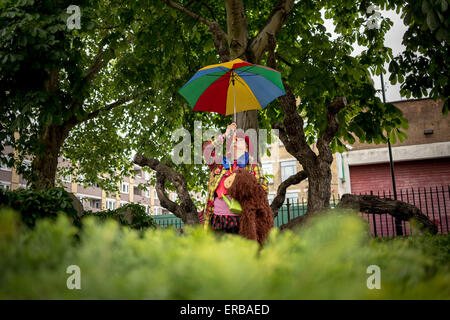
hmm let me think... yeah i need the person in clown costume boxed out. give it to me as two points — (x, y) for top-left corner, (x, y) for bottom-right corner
(200, 122), (269, 233)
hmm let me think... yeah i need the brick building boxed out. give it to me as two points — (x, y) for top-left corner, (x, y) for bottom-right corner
(337, 98), (450, 196)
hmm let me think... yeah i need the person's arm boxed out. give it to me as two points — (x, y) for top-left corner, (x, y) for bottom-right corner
(202, 123), (236, 170)
(202, 134), (225, 171)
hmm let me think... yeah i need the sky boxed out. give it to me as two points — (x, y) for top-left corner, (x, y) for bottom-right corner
(323, 8), (408, 102)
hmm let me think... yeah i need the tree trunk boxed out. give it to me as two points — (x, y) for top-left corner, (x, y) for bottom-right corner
(224, 0), (261, 161)
(32, 124), (70, 190)
(236, 109), (260, 162)
(305, 160), (332, 214)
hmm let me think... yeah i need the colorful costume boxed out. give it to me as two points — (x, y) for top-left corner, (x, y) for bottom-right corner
(200, 133), (268, 232)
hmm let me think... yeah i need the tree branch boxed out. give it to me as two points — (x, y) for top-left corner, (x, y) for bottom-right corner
(155, 171), (180, 213)
(84, 34), (135, 86)
(249, 0), (294, 63)
(84, 46), (110, 85)
(162, 0), (230, 62)
(163, 0), (213, 26)
(225, 0), (248, 59)
(336, 194), (438, 234)
(316, 96), (347, 163)
(84, 95), (135, 122)
(273, 83), (317, 167)
(133, 154), (199, 224)
(271, 170), (308, 216)
(66, 90), (150, 129)
(267, 35), (318, 177)
(209, 22), (230, 62)
(275, 53), (292, 67)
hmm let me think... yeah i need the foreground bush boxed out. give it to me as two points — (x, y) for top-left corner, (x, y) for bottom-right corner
(0, 208), (448, 299)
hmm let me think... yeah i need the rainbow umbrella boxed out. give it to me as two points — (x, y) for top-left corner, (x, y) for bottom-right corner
(178, 58), (286, 121)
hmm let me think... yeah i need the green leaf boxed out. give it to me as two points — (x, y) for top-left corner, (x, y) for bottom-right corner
(435, 27), (449, 42)
(426, 11), (439, 31)
(422, 0), (431, 14)
(441, 0), (448, 12)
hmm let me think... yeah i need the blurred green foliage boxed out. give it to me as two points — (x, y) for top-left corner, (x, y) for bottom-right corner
(0, 207), (448, 299)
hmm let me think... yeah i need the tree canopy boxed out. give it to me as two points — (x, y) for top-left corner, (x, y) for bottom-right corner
(0, 0), (447, 207)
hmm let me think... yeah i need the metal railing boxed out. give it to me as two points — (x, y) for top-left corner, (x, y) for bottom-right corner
(153, 185), (450, 237)
(356, 185), (450, 237)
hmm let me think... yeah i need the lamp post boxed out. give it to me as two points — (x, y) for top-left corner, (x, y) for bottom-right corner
(380, 71), (403, 236)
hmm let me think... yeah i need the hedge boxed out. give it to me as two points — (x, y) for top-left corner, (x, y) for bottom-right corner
(0, 188), (156, 231)
(0, 208), (448, 299)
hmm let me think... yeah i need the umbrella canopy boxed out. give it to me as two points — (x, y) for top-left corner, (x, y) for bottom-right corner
(178, 58), (285, 118)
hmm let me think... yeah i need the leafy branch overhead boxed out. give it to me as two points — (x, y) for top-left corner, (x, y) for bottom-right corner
(0, 0), (447, 224)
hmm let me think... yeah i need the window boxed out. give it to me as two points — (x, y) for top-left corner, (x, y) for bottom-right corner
(120, 182), (129, 194)
(90, 199), (101, 209)
(77, 196), (86, 206)
(0, 183), (11, 190)
(119, 201), (128, 207)
(281, 160), (296, 182)
(144, 204), (150, 214)
(133, 185), (142, 196)
(134, 169), (142, 178)
(144, 171), (151, 180)
(88, 181), (100, 188)
(144, 189), (150, 198)
(154, 189), (158, 200)
(0, 158), (11, 171)
(284, 192), (298, 205)
(171, 193), (177, 201)
(106, 199), (116, 210)
(62, 174), (72, 183)
(262, 163), (273, 184)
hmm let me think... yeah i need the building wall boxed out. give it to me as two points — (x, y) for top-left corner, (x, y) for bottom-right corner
(338, 98), (450, 196)
(351, 98), (449, 150)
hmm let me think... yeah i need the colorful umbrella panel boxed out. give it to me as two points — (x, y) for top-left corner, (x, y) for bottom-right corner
(179, 59), (286, 116)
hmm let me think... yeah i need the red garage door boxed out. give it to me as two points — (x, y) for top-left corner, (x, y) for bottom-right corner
(350, 157), (450, 195)
(349, 157), (450, 236)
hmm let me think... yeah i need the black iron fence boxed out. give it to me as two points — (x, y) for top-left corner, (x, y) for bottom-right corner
(154, 185), (450, 237)
(354, 185), (450, 237)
